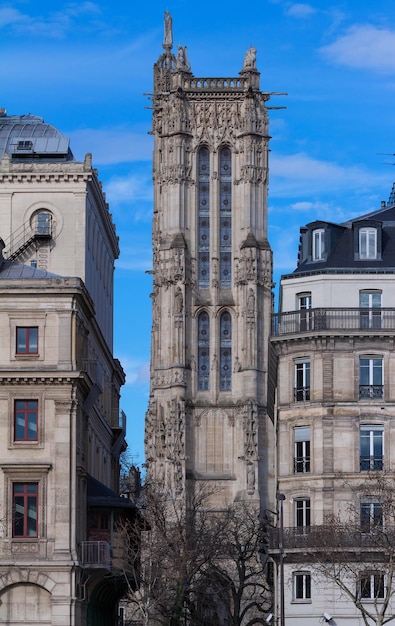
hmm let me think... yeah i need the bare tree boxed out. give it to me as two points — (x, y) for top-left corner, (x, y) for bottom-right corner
(117, 482), (271, 626)
(192, 501), (271, 626)
(302, 472), (395, 626)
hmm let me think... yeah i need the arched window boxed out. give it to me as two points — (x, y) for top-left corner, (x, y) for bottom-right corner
(198, 147), (210, 288)
(198, 312), (210, 390)
(219, 147), (232, 287)
(220, 311), (232, 390)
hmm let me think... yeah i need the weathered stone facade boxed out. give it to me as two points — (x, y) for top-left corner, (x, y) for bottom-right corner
(145, 25), (276, 508)
(0, 115), (129, 625)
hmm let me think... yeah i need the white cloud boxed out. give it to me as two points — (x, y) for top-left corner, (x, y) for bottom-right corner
(0, 2), (102, 38)
(116, 247), (152, 271)
(106, 173), (152, 205)
(0, 7), (27, 27)
(270, 152), (387, 197)
(118, 357), (150, 386)
(69, 129), (153, 165)
(285, 3), (316, 18)
(320, 25), (395, 73)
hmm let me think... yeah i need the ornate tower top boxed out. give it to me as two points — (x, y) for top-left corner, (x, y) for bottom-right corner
(154, 12), (262, 93)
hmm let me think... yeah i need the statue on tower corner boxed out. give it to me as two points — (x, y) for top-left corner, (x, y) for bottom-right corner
(175, 45), (191, 71)
(164, 11), (173, 48)
(242, 46), (257, 70)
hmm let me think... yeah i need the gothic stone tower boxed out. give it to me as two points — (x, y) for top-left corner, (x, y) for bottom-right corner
(145, 15), (274, 508)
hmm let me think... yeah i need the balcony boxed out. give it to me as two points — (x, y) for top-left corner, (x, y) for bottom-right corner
(271, 308), (395, 338)
(268, 525), (395, 553)
(81, 541), (111, 569)
(360, 455), (383, 471)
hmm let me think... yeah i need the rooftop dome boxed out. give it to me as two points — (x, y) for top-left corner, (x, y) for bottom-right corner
(0, 110), (74, 162)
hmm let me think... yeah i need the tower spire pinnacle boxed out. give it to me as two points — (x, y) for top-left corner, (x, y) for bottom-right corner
(163, 11), (173, 50)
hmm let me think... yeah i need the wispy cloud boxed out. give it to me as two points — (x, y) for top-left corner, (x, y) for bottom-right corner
(106, 171), (153, 205)
(0, 2), (102, 38)
(118, 356), (150, 386)
(69, 128), (153, 165)
(270, 152), (388, 197)
(320, 25), (395, 73)
(285, 3), (317, 18)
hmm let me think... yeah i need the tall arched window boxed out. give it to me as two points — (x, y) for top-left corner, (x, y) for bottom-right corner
(198, 147), (210, 288)
(198, 312), (210, 390)
(220, 311), (232, 390)
(219, 147), (232, 287)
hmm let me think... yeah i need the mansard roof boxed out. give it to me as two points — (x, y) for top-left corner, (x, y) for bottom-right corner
(290, 185), (395, 277)
(0, 110), (74, 162)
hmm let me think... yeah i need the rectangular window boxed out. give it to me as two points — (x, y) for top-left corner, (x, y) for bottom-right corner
(16, 327), (38, 355)
(359, 573), (385, 600)
(312, 229), (325, 261)
(293, 572), (311, 600)
(294, 359), (310, 401)
(359, 228), (377, 259)
(360, 501), (382, 532)
(359, 357), (383, 399)
(360, 291), (381, 330)
(294, 426), (311, 473)
(14, 400), (38, 442)
(360, 426), (383, 471)
(295, 498), (311, 530)
(298, 293), (312, 331)
(13, 483), (38, 537)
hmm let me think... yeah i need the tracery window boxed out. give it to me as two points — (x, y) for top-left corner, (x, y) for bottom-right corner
(198, 312), (210, 391)
(219, 147), (232, 287)
(198, 147), (210, 288)
(220, 311), (232, 391)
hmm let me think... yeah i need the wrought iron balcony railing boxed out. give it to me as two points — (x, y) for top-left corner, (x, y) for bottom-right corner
(268, 525), (395, 551)
(359, 385), (383, 399)
(294, 456), (311, 473)
(81, 541), (111, 568)
(271, 308), (395, 337)
(294, 387), (310, 402)
(360, 455), (384, 471)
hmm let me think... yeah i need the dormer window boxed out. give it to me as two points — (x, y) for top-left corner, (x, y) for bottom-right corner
(312, 229), (325, 261)
(359, 228), (377, 259)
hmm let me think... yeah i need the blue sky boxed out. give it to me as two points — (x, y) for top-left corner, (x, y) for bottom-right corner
(2, 0), (395, 465)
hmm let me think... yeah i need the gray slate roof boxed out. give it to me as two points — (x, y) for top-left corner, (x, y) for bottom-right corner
(0, 259), (60, 279)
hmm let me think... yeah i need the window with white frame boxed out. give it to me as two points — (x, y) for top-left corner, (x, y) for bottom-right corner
(358, 573), (385, 600)
(294, 426), (310, 473)
(295, 498), (310, 530)
(360, 501), (382, 532)
(360, 425), (383, 471)
(359, 228), (377, 259)
(312, 229), (325, 261)
(298, 293), (312, 331)
(360, 290), (382, 330)
(293, 572), (311, 601)
(359, 357), (383, 399)
(294, 359), (310, 401)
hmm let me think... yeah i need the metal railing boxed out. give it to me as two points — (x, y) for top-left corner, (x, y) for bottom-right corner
(360, 456), (384, 471)
(81, 541), (111, 567)
(268, 526), (395, 551)
(359, 385), (383, 399)
(271, 308), (395, 337)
